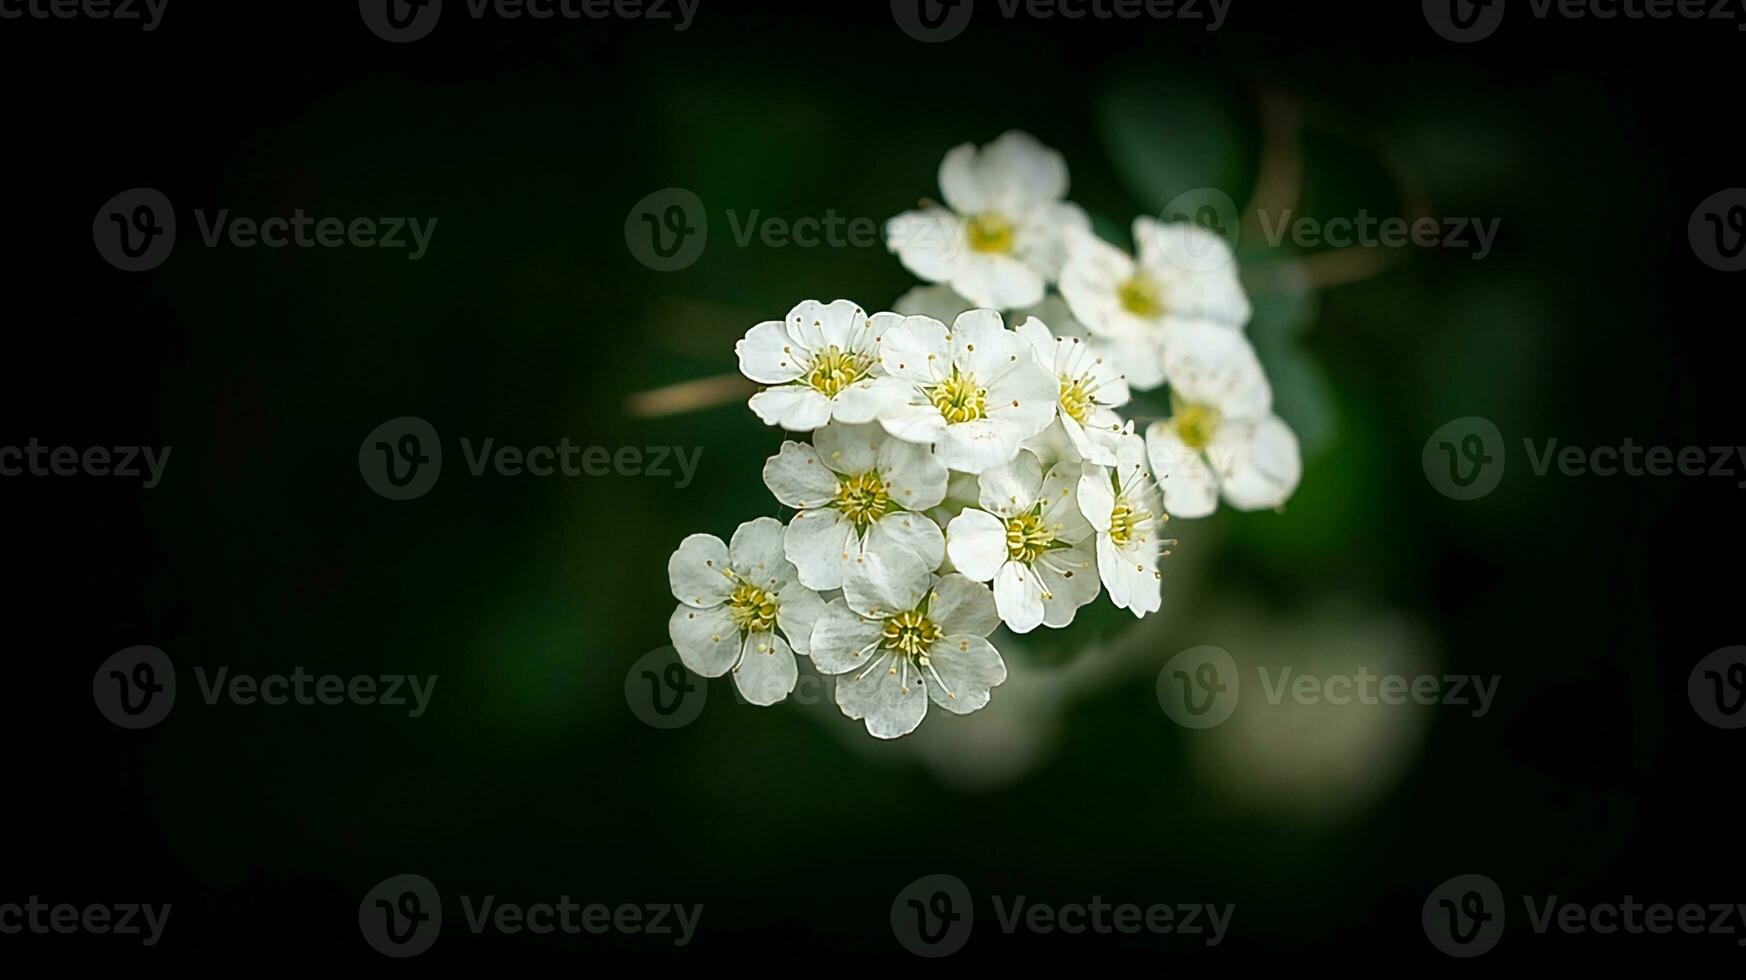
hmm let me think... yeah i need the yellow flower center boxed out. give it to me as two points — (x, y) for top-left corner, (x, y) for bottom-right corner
(965, 212), (1015, 254)
(806, 346), (871, 398)
(834, 471), (892, 530)
(726, 583), (779, 634)
(1108, 497), (1150, 549)
(1004, 510), (1056, 564)
(1174, 402), (1221, 450)
(1118, 274), (1165, 318)
(882, 608), (942, 661)
(928, 367), (987, 424)
(1059, 375), (1094, 423)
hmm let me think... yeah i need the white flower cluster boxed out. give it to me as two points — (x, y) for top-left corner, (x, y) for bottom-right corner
(665, 131), (1302, 739)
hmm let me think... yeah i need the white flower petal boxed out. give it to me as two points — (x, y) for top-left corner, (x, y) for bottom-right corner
(1037, 544), (1100, 628)
(928, 572), (999, 638)
(1096, 534), (1129, 609)
(975, 449), (1044, 516)
(784, 508), (857, 591)
(876, 437), (949, 511)
(937, 142), (990, 214)
(867, 510), (945, 574)
(1146, 422), (1220, 520)
(1015, 201), (1090, 282)
(842, 542), (933, 620)
(934, 418), (1027, 475)
(835, 651), (928, 739)
(924, 634), (1006, 716)
(668, 603), (740, 677)
(1210, 414), (1302, 512)
(729, 516), (792, 590)
(785, 298), (867, 352)
(762, 440), (837, 509)
(809, 598), (885, 675)
(983, 360), (1058, 440)
(979, 130), (1070, 209)
(879, 402), (950, 446)
(737, 320), (808, 384)
(1039, 460), (1094, 544)
(830, 376), (911, 425)
(894, 284), (976, 324)
(812, 420), (884, 476)
(950, 252), (1044, 310)
(944, 508), (1007, 583)
(1077, 464), (1116, 531)
(886, 209), (963, 284)
(777, 581), (826, 657)
(749, 385), (834, 432)
(877, 314), (952, 385)
(993, 561), (1046, 633)
(733, 632), (797, 706)
(668, 533), (733, 607)
(1161, 322), (1271, 420)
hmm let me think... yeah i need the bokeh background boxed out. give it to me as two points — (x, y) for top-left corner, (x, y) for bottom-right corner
(7, 0), (1744, 970)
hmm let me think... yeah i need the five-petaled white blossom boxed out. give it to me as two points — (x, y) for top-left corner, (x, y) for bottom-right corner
(667, 517), (826, 705)
(1059, 218), (1251, 390)
(1078, 433), (1170, 618)
(1014, 314), (1131, 466)
(762, 421), (949, 591)
(1143, 323), (1302, 518)
(945, 450), (1100, 633)
(737, 299), (911, 432)
(885, 131), (1090, 310)
(873, 308), (1057, 474)
(808, 545), (1006, 739)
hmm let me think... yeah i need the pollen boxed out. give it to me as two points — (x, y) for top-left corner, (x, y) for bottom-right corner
(806, 345), (872, 398)
(833, 471), (893, 530)
(726, 582), (779, 634)
(1004, 509), (1056, 564)
(927, 367), (988, 424)
(1118, 274), (1165, 319)
(1173, 402), (1221, 450)
(882, 608), (943, 662)
(965, 211), (1015, 254)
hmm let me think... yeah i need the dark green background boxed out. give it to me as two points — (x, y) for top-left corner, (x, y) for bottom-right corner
(8, 0), (1743, 970)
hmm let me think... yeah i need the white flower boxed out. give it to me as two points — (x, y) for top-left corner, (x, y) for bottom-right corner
(872, 308), (1057, 474)
(1078, 433), (1169, 617)
(1059, 218), (1252, 390)
(1013, 314), (1131, 466)
(1144, 323), (1301, 518)
(762, 420), (949, 591)
(737, 298), (911, 432)
(885, 131), (1090, 310)
(808, 545), (1006, 739)
(944, 450), (1100, 633)
(667, 517), (826, 705)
